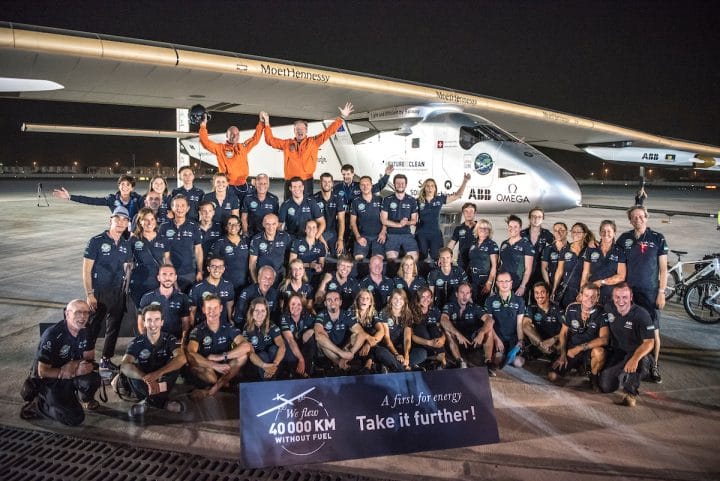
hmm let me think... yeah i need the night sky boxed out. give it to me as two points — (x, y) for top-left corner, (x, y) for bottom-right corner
(2, 0), (718, 178)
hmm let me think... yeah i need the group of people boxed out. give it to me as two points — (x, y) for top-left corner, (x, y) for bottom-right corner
(23, 102), (669, 425)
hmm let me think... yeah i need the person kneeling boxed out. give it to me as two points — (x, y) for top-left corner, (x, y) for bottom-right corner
(598, 283), (656, 407)
(550, 284), (608, 392)
(22, 299), (101, 426)
(120, 305), (187, 417)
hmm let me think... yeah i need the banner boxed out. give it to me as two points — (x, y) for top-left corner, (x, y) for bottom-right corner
(239, 367), (499, 468)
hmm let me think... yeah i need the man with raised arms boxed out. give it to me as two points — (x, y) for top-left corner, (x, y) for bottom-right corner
(263, 102), (354, 200)
(199, 111), (265, 204)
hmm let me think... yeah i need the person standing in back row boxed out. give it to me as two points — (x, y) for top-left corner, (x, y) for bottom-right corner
(263, 102), (354, 200)
(199, 111), (265, 205)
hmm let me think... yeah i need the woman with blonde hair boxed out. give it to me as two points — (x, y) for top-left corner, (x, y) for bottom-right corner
(392, 254), (428, 298)
(467, 218), (498, 304)
(349, 289), (384, 373)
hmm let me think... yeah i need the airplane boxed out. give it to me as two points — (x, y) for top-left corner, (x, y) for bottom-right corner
(255, 387), (316, 418)
(2, 22), (719, 216)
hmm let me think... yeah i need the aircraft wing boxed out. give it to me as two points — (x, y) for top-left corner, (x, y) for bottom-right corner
(2, 22), (719, 157)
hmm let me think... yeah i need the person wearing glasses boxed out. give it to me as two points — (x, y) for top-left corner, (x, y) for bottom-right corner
(189, 258), (235, 326)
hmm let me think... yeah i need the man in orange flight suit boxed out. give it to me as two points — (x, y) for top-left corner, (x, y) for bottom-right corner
(262, 102), (354, 201)
(199, 111), (266, 204)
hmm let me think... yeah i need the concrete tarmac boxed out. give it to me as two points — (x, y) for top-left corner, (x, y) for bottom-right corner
(1, 178), (719, 480)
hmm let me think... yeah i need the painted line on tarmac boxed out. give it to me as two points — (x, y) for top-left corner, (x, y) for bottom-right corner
(0, 297), (65, 309)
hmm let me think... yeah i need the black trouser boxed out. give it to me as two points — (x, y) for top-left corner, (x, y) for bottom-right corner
(127, 371), (179, 408)
(599, 350), (653, 396)
(89, 287), (126, 359)
(36, 373), (101, 426)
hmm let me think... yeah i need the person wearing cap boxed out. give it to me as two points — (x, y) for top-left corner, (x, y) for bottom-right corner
(83, 206), (133, 371)
(199, 112), (265, 205)
(53, 174), (144, 222)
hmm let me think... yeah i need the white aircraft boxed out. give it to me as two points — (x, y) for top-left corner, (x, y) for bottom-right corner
(3, 23), (719, 215)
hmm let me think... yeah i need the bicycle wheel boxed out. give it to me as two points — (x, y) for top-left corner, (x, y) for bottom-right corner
(665, 270), (680, 302)
(683, 279), (720, 324)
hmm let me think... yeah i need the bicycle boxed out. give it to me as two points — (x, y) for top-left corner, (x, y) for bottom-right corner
(664, 250), (719, 302)
(683, 257), (720, 324)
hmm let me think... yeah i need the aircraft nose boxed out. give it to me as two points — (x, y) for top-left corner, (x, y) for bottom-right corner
(502, 144), (582, 211)
(539, 165), (582, 210)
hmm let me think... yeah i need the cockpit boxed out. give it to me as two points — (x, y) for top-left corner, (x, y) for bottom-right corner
(459, 125), (518, 150)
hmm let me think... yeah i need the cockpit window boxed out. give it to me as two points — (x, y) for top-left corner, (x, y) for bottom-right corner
(459, 125), (518, 150)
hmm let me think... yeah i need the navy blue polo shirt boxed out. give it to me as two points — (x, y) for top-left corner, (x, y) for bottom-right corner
(427, 266), (468, 308)
(279, 312), (316, 340)
(381, 194), (418, 235)
(392, 276), (428, 296)
(467, 238), (499, 279)
(415, 306), (443, 340)
(602, 303), (655, 354)
(279, 197), (322, 238)
(129, 234), (167, 293)
(359, 275), (395, 309)
(450, 222), (477, 267)
(416, 194), (446, 233)
(202, 190), (240, 224)
(138, 288), (191, 338)
(542, 242), (566, 286)
(521, 227), (554, 268)
(313, 191), (345, 234)
(563, 303), (604, 348)
(558, 246), (585, 291)
(315, 310), (356, 346)
(171, 186), (205, 221)
(584, 245), (626, 282)
(376, 310), (407, 345)
(35, 320), (90, 373)
(499, 238), (535, 287)
(84, 231), (132, 290)
(333, 174), (389, 209)
(350, 195), (384, 237)
(234, 285), (279, 326)
(189, 322), (242, 357)
(156, 195), (172, 225)
(290, 238), (326, 265)
(442, 300), (484, 338)
(525, 303), (563, 340)
(617, 228), (668, 292)
(126, 332), (179, 374)
(249, 232), (293, 276)
(323, 274), (360, 309)
(189, 279), (235, 324)
(280, 282), (314, 305)
(485, 293), (525, 344)
(243, 325), (282, 354)
(199, 222), (223, 257)
(241, 192), (279, 237)
(159, 219), (202, 276)
(212, 236), (250, 289)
